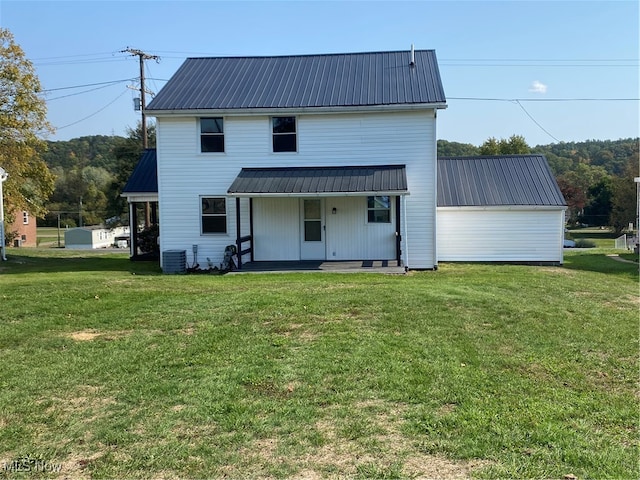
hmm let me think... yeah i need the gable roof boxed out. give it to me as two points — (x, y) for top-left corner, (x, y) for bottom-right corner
(146, 50), (446, 112)
(121, 149), (157, 194)
(228, 165), (407, 196)
(437, 155), (566, 207)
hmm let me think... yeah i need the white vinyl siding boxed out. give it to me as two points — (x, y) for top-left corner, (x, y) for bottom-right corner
(253, 198), (300, 260)
(156, 110), (437, 268)
(436, 208), (565, 263)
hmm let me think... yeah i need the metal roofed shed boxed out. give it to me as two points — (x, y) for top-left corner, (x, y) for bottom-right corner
(437, 155), (566, 207)
(145, 50), (447, 113)
(436, 155), (567, 264)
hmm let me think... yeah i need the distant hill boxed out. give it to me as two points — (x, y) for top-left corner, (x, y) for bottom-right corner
(43, 135), (125, 172)
(438, 138), (638, 178)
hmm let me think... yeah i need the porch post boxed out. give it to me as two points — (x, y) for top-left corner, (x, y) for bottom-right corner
(395, 195), (402, 266)
(249, 198), (254, 262)
(235, 197), (242, 269)
(130, 202), (139, 259)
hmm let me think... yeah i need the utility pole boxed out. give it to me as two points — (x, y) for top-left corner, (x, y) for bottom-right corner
(121, 48), (159, 148)
(122, 48), (160, 230)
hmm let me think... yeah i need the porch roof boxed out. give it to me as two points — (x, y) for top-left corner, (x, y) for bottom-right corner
(227, 165), (408, 197)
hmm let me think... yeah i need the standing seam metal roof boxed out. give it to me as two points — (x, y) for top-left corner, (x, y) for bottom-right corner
(121, 149), (158, 194)
(146, 50), (446, 111)
(228, 165), (407, 195)
(437, 155), (566, 207)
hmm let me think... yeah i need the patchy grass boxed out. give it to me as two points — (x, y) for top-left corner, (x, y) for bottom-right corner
(0, 249), (637, 479)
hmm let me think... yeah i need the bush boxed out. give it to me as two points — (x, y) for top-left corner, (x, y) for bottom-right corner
(574, 238), (596, 248)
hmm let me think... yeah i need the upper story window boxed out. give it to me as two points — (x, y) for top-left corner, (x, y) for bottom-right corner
(200, 117), (224, 153)
(272, 116), (297, 152)
(367, 196), (391, 223)
(22, 211), (29, 225)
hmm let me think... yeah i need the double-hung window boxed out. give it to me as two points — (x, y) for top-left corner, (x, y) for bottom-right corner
(201, 197), (227, 234)
(200, 117), (224, 153)
(272, 116), (296, 152)
(367, 196), (391, 223)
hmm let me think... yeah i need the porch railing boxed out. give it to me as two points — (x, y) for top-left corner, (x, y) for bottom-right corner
(236, 235), (252, 269)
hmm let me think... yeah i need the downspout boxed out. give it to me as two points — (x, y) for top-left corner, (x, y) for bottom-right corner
(432, 108), (438, 270)
(402, 194), (409, 270)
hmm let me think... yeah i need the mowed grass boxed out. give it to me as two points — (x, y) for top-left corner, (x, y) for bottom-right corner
(0, 249), (637, 479)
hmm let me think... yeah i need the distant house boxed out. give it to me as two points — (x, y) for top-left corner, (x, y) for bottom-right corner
(123, 48), (567, 271)
(437, 155), (567, 264)
(64, 226), (129, 249)
(8, 210), (37, 247)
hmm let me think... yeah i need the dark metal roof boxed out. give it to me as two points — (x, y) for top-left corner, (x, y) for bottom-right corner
(228, 165), (407, 195)
(122, 149), (157, 194)
(437, 155), (566, 207)
(146, 50), (446, 112)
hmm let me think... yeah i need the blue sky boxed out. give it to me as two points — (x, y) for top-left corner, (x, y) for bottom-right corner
(1, 0), (638, 146)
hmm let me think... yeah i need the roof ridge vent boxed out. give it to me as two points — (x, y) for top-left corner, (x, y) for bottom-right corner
(410, 44), (415, 66)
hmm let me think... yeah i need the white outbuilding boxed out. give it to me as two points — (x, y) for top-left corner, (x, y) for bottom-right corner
(436, 155), (567, 264)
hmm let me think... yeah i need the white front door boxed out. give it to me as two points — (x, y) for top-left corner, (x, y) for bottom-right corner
(300, 198), (326, 260)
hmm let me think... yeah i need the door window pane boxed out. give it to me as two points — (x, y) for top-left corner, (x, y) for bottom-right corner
(304, 221), (322, 241)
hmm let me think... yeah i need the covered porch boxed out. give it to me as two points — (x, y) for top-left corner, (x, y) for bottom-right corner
(121, 149), (160, 261)
(227, 165), (409, 270)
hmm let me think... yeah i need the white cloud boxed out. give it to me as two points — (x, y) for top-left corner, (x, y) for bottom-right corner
(529, 80), (548, 94)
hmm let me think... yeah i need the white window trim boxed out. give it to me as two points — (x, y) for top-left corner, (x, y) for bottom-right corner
(200, 196), (229, 235)
(22, 211), (29, 225)
(365, 196), (393, 225)
(199, 117), (226, 154)
(271, 116), (298, 153)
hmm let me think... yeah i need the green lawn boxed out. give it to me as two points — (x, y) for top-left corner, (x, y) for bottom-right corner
(566, 227), (632, 249)
(0, 249), (637, 479)
(36, 227), (65, 248)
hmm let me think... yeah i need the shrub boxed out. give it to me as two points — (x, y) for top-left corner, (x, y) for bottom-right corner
(574, 238), (596, 248)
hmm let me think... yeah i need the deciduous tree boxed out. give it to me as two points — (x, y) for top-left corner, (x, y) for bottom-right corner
(479, 135), (531, 155)
(0, 28), (54, 224)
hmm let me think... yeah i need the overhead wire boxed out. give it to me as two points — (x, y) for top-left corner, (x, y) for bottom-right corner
(55, 89), (129, 130)
(513, 100), (560, 143)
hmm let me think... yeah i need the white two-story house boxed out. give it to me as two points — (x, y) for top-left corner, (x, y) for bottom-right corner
(145, 49), (448, 270)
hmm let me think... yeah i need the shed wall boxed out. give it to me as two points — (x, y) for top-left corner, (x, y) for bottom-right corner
(436, 208), (565, 263)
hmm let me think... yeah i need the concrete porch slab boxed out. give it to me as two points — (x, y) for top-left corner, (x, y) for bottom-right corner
(230, 260), (406, 274)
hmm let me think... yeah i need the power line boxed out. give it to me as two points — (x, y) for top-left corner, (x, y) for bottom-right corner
(46, 82), (128, 101)
(41, 79), (133, 93)
(514, 100), (560, 143)
(56, 89), (128, 130)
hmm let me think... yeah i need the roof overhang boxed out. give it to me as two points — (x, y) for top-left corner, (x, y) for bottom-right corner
(120, 192), (159, 202)
(437, 205), (567, 211)
(228, 165), (408, 198)
(146, 103), (447, 117)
